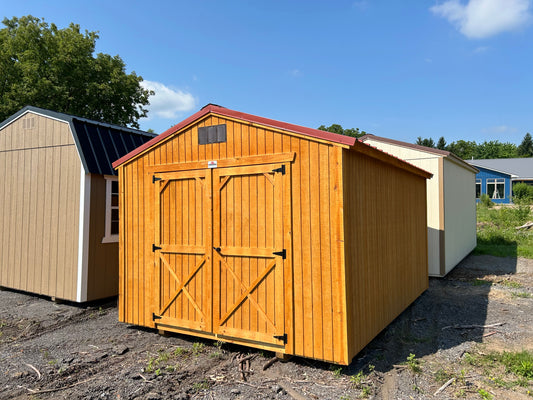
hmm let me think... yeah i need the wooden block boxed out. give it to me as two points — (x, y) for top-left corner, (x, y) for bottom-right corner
(275, 352), (292, 362)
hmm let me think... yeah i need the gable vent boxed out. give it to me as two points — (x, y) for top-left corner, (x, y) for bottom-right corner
(22, 117), (35, 130)
(198, 124), (227, 145)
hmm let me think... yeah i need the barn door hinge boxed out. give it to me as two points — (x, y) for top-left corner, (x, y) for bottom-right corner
(152, 175), (162, 184)
(273, 333), (287, 344)
(272, 249), (286, 259)
(272, 165), (285, 175)
(152, 244), (162, 252)
(152, 313), (162, 321)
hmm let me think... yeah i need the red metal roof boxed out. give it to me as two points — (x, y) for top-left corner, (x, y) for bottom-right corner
(112, 104), (356, 168)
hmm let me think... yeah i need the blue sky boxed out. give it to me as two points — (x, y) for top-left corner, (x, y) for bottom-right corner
(2, 0), (532, 144)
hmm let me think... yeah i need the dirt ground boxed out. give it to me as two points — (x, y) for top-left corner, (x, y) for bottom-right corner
(0, 254), (531, 400)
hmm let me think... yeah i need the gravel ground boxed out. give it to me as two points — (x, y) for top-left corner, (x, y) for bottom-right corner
(0, 254), (531, 399)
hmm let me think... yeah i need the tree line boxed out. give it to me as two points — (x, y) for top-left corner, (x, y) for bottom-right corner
(0, 15), (151, 128)
(415, 133), (533, 159)
(318, 124), (533, 160)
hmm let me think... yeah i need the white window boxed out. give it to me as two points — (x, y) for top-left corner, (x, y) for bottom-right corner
(487, 178), (505, 199)
(102, 177), (119, 243)
(476, 179), (481, 199)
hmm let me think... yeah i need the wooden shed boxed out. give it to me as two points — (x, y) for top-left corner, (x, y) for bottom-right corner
(360, 134), (478, 277)
(0, 106), (156, 302)
(113, 104), (432, 365)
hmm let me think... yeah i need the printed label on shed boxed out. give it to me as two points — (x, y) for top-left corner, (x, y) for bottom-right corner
(208, 160), (217, 168)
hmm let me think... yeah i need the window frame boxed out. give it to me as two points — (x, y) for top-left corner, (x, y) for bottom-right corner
(102, 176), (119, 243)
(486, 178), (505, 200)
(475, 179), (481, 199)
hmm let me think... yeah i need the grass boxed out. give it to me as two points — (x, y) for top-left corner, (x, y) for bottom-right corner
(464, 349), (533, 390)
(475, 204), (533, 258)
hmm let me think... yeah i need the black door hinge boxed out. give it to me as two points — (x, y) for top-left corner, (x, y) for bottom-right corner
(153, 175), (162, 184)
(273, 333), (287, 344)
(272, 249), (286, 259)
(152, 313), (162, 321)
(152, 244), (162, 252)
(272, 165), (285, 175)
(213, 247), (221, 252)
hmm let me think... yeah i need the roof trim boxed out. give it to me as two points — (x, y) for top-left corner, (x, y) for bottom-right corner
(0, 106), (156, 175)
(113, 104), (356, 168)
(467, 162), (518, 178)
(360, 134), (478, 173)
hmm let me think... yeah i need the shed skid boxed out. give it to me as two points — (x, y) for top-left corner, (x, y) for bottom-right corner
(115, 105), (430, 364)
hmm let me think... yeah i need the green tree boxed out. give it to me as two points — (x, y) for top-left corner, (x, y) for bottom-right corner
(475, 141), (517, 159)
(415, 137), (436, 148)
(517, 133), (533, 157)
(318, 124), (367, 138)
(436, 136), (447, 150)
(0, 15), (151, 127)
(446, 140), (477, 159)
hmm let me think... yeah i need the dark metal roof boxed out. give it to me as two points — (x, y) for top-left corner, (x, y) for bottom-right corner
(0, 106), (156, 176)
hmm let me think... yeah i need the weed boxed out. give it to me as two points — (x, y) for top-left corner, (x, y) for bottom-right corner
(146, 356), (156, 372)
(359, 386), (372, 398)
(477, 388), (493, 399)
(511, 291), (533, 299)
(165, 365), (177, 372)
(173, 346), (188, 357)
(332, 366), (343, 378)
(350, 371), (365, 387)
(192, 342), (205, 356)
(154, 368), (161, 376)
(368, 364), (375, 373)
(47, 359), (57, 366)
(0, 320), (6, 328)
(498, 350), (533, 378)
(406, 353), (421, 373)
(435, 368), (452, 383)
(455, 388), (466, 397)
(499, 280), (522, 289)
(157, 349), (170, 362)
(412, 384), (423, 394)
(192, 380), (209, 392)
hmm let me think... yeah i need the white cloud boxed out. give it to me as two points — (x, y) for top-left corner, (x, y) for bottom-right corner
(141, 80), (196, 119)
(482, 125), (517, 133)
(289, 69), (302, 77)
(431, 0), (531, 39)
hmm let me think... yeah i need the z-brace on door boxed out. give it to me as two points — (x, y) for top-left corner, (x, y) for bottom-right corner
(212, 164), (286, 346)
(153, 169), (212, 332)
(152, 162), (287, 348)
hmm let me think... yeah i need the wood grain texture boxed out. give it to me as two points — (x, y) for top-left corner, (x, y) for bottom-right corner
(118, 114), (429, 364)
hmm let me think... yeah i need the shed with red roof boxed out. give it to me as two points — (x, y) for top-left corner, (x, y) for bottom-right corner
(113, 104), (432, 365)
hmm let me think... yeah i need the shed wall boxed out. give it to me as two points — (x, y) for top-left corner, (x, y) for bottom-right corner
(443, 160), (477, 272)
(342, 149), (428, 361)
(87, 174), (119, 300)
(362, 140), (442, 274)
(118, 115), (347, 363)
(0, 113), (81, 300)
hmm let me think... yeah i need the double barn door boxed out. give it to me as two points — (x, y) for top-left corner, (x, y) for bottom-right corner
(152, 161), (289, 348)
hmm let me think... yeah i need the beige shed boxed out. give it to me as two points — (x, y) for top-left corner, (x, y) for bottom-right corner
(0, 106), (155, 302)
(360, 134), (478, 277)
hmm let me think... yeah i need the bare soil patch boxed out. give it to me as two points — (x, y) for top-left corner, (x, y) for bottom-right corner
(0, 254), (531, 399)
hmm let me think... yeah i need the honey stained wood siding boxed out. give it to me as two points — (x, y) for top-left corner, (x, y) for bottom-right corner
(87, 174), (119, 300)
(118, 115), (347, 363)
(0, 113), (81, 300)
(342, 149), (428, 360)
(362, 139), (442, 275)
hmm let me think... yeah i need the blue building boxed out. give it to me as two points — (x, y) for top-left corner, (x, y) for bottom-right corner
(467, 158), (533, 204)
